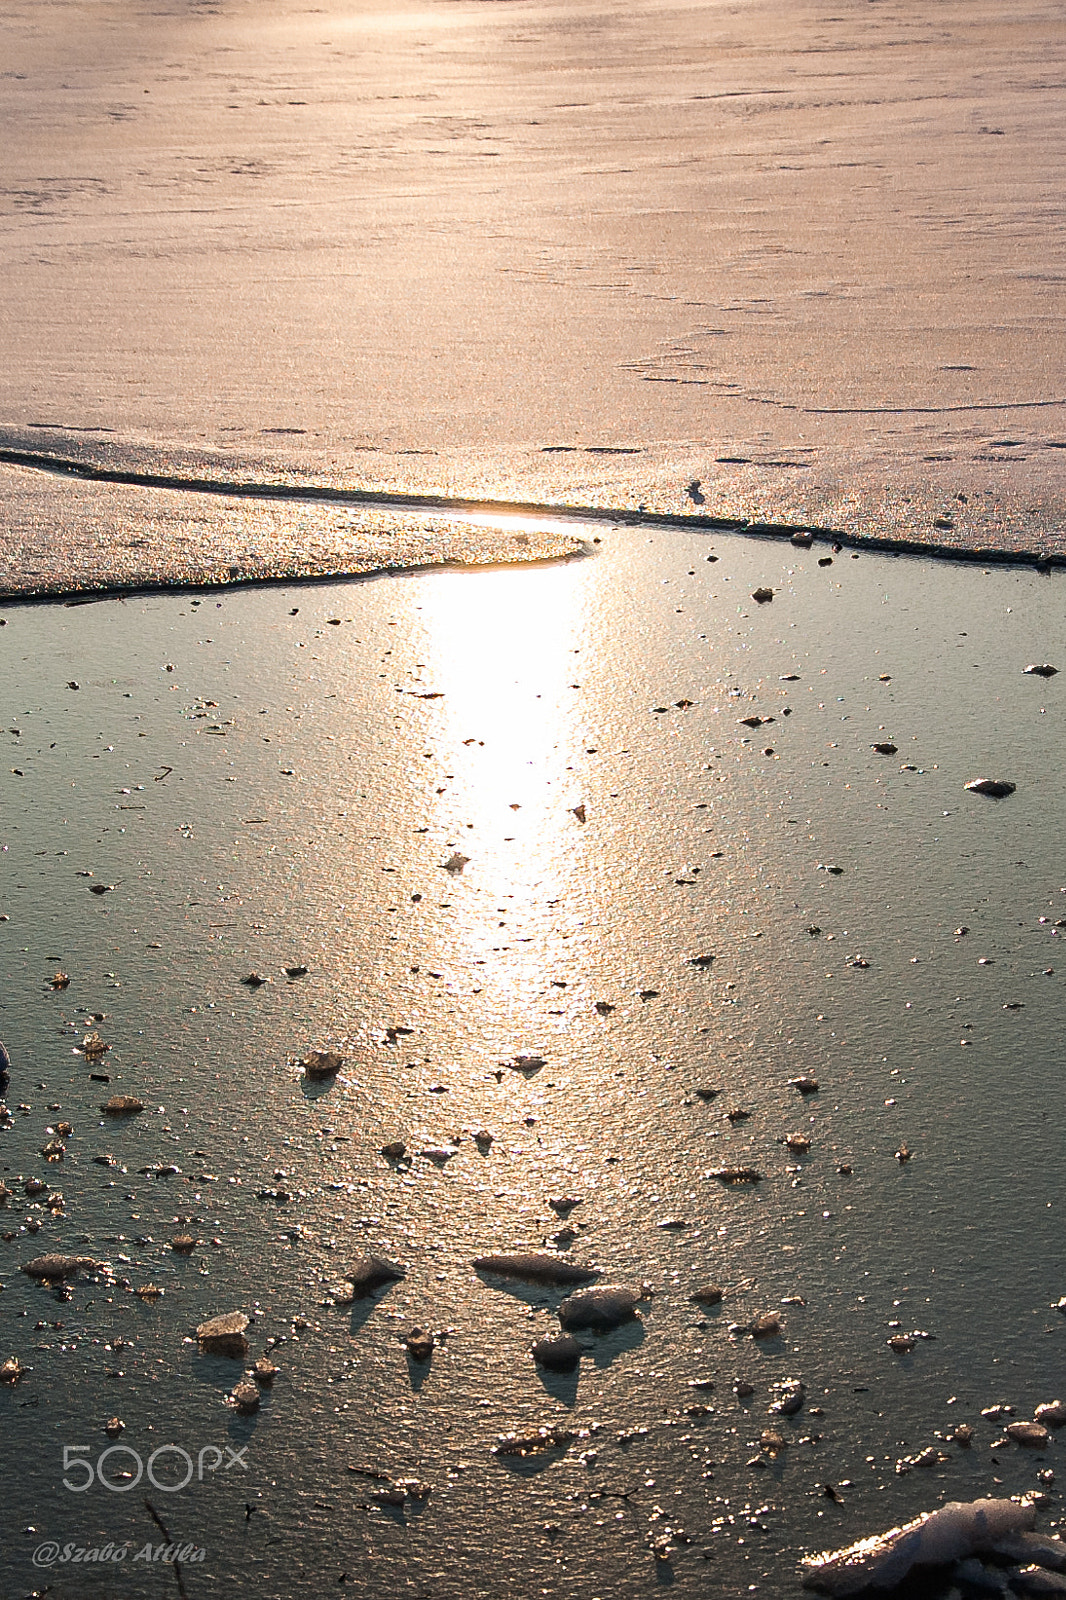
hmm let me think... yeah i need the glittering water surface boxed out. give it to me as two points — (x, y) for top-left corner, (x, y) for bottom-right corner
(0, 528), (1062, 1599)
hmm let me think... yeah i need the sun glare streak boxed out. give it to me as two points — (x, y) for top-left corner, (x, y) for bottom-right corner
(411, 561), (594, 1022)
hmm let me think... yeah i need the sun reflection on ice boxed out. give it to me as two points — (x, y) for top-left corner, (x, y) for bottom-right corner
(411, 556), (595, 1028)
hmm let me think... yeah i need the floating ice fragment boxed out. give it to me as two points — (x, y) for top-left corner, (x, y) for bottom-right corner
(196, 1313), (249, 1356)
(343, 1256), (406, 1297)
(300, 1048), (343, 1079)
(902, 1447), (950, 1472)
(419, 1143), (459, 1163)
(965, 778), (1016, 798)
(801, 1497), (1037, 1594)
(689, 1284), (724, 1306)
(501, 1052), (547, 1073)
(405, 1327), (433, 1361)
(21, 1253), (99, 1280)
(771, 1379), (806, 1416)
(558, 1284), (641, 1332)
(750, 1311), (783, 1339)
(531, 1334), (581, 1372)
(493, 1425), (576, 1457)
(1006, 1422), (1051, 1448)
(101, 1094), (144, 1114)
(231, 1381), (260, 1414)
(473, 1253), (599, 1287)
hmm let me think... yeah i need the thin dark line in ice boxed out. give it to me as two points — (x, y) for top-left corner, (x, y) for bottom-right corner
(636, 381), (1066, 412)
(0, 444), (746, 528)
(745, 395), (1066, 414)
(1, 447), (1064, 595)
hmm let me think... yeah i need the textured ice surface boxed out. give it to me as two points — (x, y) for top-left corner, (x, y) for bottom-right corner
(2, 0), (1066, 572)
(0, 531), (1063, 1598)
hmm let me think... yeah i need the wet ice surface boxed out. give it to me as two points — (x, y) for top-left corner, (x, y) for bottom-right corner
(0, 529), (1063, 1599)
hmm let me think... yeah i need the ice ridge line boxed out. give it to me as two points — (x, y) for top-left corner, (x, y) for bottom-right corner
(0, 444), (742, 528)
(1, 446), (1063, 572)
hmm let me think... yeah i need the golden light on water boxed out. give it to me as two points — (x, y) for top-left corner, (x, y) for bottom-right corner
(409, 554), (596, 1024)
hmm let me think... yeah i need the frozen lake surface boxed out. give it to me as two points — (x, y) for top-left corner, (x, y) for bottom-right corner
(0, 527), (1062, 1598)
(2, 0), (1066, 553)
(1, 1), (1065, 1593)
